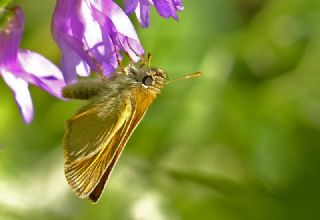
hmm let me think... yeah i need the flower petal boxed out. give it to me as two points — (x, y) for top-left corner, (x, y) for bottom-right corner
(52, 0), (99, 82)
(99, 0), (144, 59)
(52, 0), (144, 80)
(17, 50), (66, 98)
(124, 0), (138, 14)
(55, 33), (93, 83)
(152, 0), (173, 18)
(172, 0), (184, 10)
(89, 6), (118, 76)
(139, 0), (151, 28)
(2, 70), (33, 124)
(124, 0), (184, 27)
(100, 0), (140, 42)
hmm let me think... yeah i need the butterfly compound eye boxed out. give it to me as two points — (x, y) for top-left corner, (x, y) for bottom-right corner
(142, 75), (154, 87)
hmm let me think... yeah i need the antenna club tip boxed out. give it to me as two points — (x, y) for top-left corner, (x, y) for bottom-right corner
(165, 71), (202, 85)
(193, 72), (202, 76)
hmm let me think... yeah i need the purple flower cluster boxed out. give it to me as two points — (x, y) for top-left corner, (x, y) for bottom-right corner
(52, 0), (144, 83)
(0, 0), (183, 123)
(124, 0), (183, 27)
(0, 7), (65, 123)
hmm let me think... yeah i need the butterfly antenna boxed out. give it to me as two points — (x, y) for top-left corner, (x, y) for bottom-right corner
(147, 53), (152, 70)
(82, 45), (106, 80)
(165, 72), (202, 85)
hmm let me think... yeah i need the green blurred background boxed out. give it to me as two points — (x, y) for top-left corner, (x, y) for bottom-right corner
(1, 0), (320, 219)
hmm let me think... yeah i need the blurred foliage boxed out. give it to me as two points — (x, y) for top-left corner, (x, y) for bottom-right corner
(0, 0), (12, 8)
(1, 0), (320, 219)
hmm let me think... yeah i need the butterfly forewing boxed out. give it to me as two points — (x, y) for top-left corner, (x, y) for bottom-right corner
(88, 90), (154, 202)
(64, 89), (155, 201)
(64, 96), (132, 198)
(64, 96), (132, 159)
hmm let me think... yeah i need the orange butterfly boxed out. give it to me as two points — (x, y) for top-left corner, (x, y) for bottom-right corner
(62, 59), (200, 202)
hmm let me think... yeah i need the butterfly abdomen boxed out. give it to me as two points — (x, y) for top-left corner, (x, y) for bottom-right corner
(62, 80), (107, 100)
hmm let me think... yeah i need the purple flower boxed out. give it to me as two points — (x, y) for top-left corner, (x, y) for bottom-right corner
(52, 0), (144, 84)
(0, 7), (65, 123)
(124, 0), (184, 27)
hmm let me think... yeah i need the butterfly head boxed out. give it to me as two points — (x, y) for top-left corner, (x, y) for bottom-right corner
(124, 62), (168, 96)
